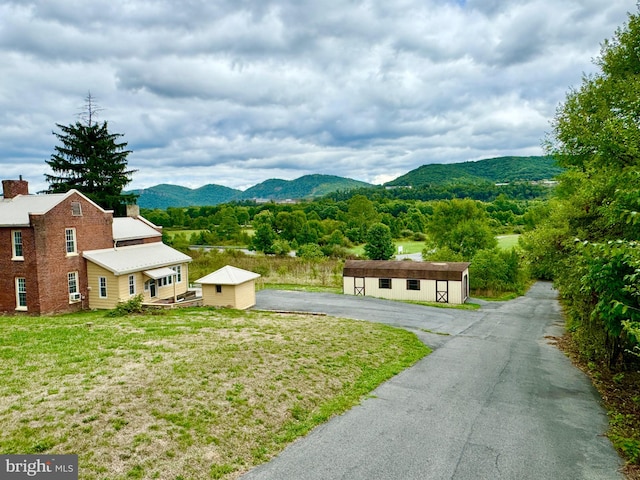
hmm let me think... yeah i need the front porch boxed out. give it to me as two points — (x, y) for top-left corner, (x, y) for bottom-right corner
(142, 288), (203, 309)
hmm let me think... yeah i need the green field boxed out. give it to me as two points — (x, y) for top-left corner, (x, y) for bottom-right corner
(0, 309), (428, 479)
(497, 234), (520, 250)
(350, 236), (520, 258)
(168, 230), (520, 256)
(350, 240), (425, 257)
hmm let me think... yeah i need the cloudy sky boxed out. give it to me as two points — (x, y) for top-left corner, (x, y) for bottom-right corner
(0, 1), (634, 192)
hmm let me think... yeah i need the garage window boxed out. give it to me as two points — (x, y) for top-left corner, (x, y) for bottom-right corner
(406, 279), (420, 291)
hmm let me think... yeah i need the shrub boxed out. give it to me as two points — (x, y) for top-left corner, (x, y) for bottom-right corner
(470, 248), (525, 295)
(297, 243), (325, 259)
(107, 294), (145, 317)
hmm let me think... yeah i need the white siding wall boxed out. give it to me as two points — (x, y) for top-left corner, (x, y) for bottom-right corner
(343, 272), (469, 305)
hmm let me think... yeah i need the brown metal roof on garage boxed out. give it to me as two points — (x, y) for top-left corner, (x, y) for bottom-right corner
(343, 260), (470, 282)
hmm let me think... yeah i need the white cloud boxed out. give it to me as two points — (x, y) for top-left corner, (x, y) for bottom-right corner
(0, 0), (633, 190)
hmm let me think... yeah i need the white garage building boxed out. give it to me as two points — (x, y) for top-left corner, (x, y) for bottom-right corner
(343, 260), (470, 304)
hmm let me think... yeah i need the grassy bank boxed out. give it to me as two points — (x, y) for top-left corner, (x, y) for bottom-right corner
(0, 308), (429, 479)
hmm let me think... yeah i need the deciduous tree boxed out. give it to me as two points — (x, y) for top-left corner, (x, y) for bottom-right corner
(364, 223), (395, 260)
(426, 199), (496, 259)
(525, 9), (640, 366)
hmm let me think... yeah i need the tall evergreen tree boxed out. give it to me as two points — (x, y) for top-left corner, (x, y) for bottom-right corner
(45, 94), (137, 214)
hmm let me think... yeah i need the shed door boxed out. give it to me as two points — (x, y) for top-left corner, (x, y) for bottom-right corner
(436, 280), (448, 303)
(463, 274), (468, 301)
(354, 277), (365, 296)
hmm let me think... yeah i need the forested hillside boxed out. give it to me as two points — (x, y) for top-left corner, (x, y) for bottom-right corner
(131, 174), (371, 208)
(385, 156), (563, 187)
(129, 183), (241, 209)
(130, 156), (561, 208)
(237, 174), (372, 201)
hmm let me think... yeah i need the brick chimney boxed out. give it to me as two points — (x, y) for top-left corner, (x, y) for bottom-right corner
(2, 176), (29, 199)
(126, 204), (140, 218)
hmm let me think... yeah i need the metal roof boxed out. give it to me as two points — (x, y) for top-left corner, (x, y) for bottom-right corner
(0, 191), (73, 226)
(144, 267), (177, 279)
(83, 243), (192, 275)
(195, 265), (261, 285)
(112, 217), (161, 241)
(343, 260), (470, 282)
(0, 190), (108, 227)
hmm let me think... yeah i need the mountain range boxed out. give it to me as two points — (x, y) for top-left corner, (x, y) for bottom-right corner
(130, 156), (562, 209)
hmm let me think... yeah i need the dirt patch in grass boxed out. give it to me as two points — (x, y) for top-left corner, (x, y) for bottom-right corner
(556, 334), (640, 479)
(0, 309), (429, 479)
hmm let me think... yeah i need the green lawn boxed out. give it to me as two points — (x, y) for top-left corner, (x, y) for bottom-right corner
(350, 240), (425, 258)
(0, 309), (428, 479)
(352, 236), (520, 258)
(496, 234), (521, 250)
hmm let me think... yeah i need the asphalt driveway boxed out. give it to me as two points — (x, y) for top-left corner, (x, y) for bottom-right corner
(242, 282), (623, 479)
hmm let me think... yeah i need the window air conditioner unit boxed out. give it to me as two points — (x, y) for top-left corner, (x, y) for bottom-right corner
(69, 292), (81, 302)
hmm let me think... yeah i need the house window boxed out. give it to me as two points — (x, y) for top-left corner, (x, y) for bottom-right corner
(65, 228), (77, 254)
(71, 201), (83, 216)
(379, 278), (392, 289)
(215, 285), (222, 294)
(158, 275), (172, 287)
(99, 277), (107, 298)
(12, 230), (23, 259)
(16, 277), (27, 310)
(68, 272), (80, 302)
(172, 265), (182, 283)
(129, 275), (136, 295)
(406, 279), (420, 291)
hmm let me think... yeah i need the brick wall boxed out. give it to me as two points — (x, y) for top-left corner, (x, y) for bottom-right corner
(117, 236), (162, 247)
(2, 179), (29, 199)
(0, 227), (41, 313)
(0, 192), (114, 315)
(32, 192), (113, 314)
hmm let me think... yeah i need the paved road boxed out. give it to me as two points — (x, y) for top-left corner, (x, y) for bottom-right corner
(243, 283), (623, 479)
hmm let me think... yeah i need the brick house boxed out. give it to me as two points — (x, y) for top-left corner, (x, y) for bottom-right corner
(0, 179), (191, 314)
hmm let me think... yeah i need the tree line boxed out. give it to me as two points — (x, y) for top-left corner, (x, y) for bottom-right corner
(140, 192), (539, 296)
(519, 10), (640, 370)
